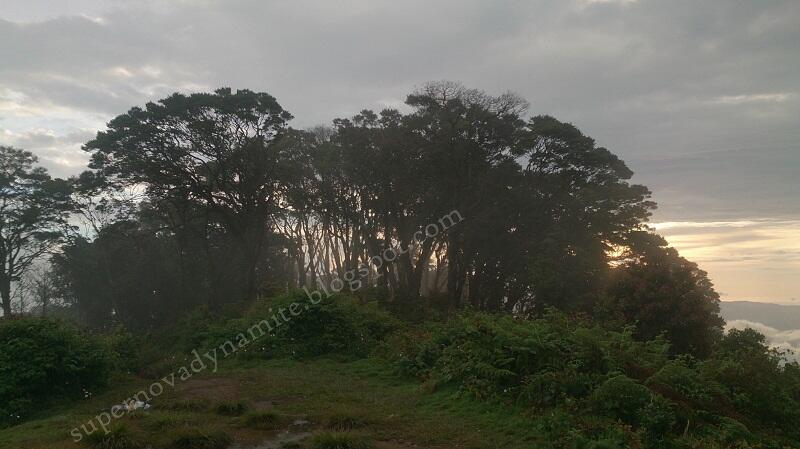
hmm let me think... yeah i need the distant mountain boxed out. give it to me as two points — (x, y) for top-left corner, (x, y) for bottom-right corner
(720, 301), (800, 331)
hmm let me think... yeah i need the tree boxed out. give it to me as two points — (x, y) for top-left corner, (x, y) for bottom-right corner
(84, 88), (294, 299)
(21, 263), (59, 317)
(404, 81), (528, 306)
(0, 147), (72, 317)
(515, 115), (655, 311)
(605, 231), (724, 357)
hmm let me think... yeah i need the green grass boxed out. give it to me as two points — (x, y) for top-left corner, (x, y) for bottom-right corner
(241, 410), (283, 430)
(83, 424), (140, 449)
(324, 412), (369, 431)
(167, 428), (232, 449)
(214, 400), (248, 416)
(311, 431), (371, 449)
(161, 399), (209, 412)
(0, 357), (547, 449)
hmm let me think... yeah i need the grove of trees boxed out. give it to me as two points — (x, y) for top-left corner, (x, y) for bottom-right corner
(0, 82), (723, 356)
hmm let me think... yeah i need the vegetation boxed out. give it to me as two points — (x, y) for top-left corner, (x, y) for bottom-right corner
(19, 83), (716, 347)
(2, 297), (799, 447)
(0, 146), (72, 316)
(310, 431), (371, 449)
(394, 310), (800, 447)
(83, 424), (140, 449)
(214, 401), (248, 417)
(241, 411), (283, 430)
(0, 318), (110, 427)
(167, 429), (232, 449)
(0, 83), (793, 448)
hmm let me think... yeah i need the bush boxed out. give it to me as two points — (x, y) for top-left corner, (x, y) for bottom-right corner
(592, 375), (652, 424)
(390, 310), (800, 447)
(646, 358), (721, 408)
(190, 292), (399, 360)
(101, 326), (140, 373)
(397, 312), (667, 404)
(0, 317), (110, 427)
(701, 328), (800, 439)
(639, 394), (677, 443)
(266, 293), (398, 358)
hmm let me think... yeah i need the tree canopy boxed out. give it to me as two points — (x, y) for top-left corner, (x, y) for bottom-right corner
(1, 83), (724, 356)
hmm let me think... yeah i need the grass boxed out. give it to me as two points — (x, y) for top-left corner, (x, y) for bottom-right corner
(161, 398), (209, 412)
(214, 400), (248, 416)
(311, 431), (371, 449)
(241, 411), (283, 430)
(0, 357), (547, 449)
(168, 428), (232, 449)
(141, 411), (200, 431)
(324, 413), (369, 431)
(83, 424), (140, 449)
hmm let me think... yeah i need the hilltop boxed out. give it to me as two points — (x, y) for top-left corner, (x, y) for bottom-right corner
(2, 292), (799, 449)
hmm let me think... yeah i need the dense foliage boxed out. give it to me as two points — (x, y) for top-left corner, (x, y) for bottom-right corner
(17, 84), (720, 360)
(168, 292), (398, 360)
(1, 293), (797, 448)
(0, 318), (111, 427)
(396, 312), (800, 448)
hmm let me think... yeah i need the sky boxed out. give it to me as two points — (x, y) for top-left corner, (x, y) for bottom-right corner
(1, 0), (798, 303)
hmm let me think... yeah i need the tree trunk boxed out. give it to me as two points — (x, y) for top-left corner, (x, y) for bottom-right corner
(0, 278), (12, 317)
(447, 230), (466, 309)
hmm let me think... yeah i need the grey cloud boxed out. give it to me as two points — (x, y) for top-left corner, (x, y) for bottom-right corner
(1, 127), (94, 177)
(0, 0), (798, 221)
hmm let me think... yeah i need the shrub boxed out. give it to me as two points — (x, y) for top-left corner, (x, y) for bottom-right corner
(639, 394), (677, 443)
(267, 293), (397, 358)
(710, 417), (753, 446)
(584, 424), (636, 449)
(0, 317), (110, 427)
(101, 326), (140, 373)
(700, 328), (800, 442)
(591, 375), (652, 425)
(646, 358), (721, 408)
(397, 312), (667, 405)
(194, 292), (399, 360)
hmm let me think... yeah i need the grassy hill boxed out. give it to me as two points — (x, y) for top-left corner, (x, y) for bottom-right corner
(0, 357), (546, 449)
(2, 292), (800, 449)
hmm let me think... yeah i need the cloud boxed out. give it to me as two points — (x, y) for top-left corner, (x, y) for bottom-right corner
(726, 319), (800, 362)
(652, 219), (800, 302)
(0, 127), (95, 177)
(0, 0), (799, 303)
(0, 0), (795, 211)
(709, 93), (793, 105)
(653, 220), (767, 230)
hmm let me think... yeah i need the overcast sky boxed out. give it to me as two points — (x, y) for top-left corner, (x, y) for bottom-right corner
(1, 0), (798, 302)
